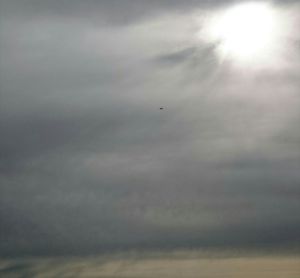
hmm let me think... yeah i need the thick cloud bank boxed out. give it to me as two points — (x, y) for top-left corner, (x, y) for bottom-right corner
(0, 0), (300, 256)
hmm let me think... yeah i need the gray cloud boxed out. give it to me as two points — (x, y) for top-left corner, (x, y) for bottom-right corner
(1, 0), (298, 25)
(0, 0), (229, 26)
(0, 0), (300, 257)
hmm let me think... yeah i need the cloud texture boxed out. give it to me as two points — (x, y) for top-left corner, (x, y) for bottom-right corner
(0, 0), (300, 256)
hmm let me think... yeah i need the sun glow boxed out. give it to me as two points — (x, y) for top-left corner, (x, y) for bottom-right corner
(201, 2), (283, 66)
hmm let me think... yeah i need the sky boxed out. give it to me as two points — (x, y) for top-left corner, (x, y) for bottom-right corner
(0, 0), (300, 257)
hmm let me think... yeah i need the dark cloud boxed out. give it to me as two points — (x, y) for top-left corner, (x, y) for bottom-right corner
(0, 0), (228, 25)
(0, 0), (300, 257)
(155, 45), (217, 66)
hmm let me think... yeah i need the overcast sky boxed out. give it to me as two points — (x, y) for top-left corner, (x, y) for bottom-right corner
(1, 0), (300, 257)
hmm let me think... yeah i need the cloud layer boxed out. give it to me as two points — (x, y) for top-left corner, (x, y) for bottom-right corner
(1, 0), (300, 256)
